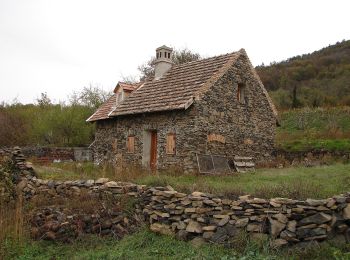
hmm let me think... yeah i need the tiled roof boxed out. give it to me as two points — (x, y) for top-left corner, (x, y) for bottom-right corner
(87, 49), (278, 122)
(114, 82), (142, 93)
(87, 82), (142, 122)
(109, 51), (240, 116)
(86, 94), (117, 122)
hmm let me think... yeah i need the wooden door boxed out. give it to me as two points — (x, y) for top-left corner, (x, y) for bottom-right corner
(150, 131), (157, 170)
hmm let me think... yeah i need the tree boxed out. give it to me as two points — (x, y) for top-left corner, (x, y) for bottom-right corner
(138, 48), (202, 80)
(0, 108), (28, 146)
(70, 84), (112, 109)
(36, 92), (52, 107)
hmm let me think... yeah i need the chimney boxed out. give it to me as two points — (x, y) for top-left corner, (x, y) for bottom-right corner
(154, 45), (173, 80)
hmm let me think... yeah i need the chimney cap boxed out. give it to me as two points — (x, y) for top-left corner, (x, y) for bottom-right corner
(156, 45), (173, 51)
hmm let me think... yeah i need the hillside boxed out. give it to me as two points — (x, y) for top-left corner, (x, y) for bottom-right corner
(257, 40), (350, 109)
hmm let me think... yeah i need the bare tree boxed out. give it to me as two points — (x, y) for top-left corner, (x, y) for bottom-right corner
(138, 48), (201, 80)
(70, 83), (112, 109)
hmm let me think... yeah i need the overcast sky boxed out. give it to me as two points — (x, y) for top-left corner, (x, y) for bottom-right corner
(1, 0), (349, 104)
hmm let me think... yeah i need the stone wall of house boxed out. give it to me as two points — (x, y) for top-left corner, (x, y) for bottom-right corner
(93, 53), (276, 173)
(193, 52), (276, 161)
(93, 109), (198, 172)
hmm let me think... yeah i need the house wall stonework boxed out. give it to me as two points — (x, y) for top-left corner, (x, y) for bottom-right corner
(93, 53), (276, 172)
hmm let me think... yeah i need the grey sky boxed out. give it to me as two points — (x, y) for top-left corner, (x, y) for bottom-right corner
(0, 0), (349, 104)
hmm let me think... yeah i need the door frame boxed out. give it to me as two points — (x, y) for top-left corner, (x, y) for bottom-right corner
(150, 130), (157, 170)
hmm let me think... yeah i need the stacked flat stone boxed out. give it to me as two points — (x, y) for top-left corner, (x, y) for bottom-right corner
(0, 147), (35, 174)
(143, 187), (350, 246)
(19, 176), (145, 201)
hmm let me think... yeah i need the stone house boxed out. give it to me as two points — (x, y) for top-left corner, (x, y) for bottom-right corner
(87, 45), (278, 172)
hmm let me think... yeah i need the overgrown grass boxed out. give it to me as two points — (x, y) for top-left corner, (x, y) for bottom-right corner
(136, 164), (350, 199)
(36, 162), (350, 200)
(277, 106), (350, 152)
(33, 161), (153, 181)
(3, 228), (350, 260)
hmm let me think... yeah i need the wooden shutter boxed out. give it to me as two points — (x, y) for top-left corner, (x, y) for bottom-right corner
(166, 133), (176, 155)
(127, 136), (135, 153)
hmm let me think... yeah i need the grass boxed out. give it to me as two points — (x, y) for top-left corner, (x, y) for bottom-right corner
(35, 162), (350, 200)
(3, 228), (350, 260)
(136, 164), (350, 199)
(276, 106), (350, 151)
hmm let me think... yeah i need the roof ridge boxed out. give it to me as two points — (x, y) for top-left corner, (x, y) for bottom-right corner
(172, 51), (238, 69)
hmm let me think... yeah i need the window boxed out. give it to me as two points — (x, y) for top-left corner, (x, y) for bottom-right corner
(116, 91), (124, 104)
(237, 83), (246, 104)
(166, 133), (176, 154)
(127, 136), (135, 153)
(168, 53), (170, 58)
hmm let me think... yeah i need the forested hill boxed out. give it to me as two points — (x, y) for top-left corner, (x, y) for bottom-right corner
(256, 40), (350, 109)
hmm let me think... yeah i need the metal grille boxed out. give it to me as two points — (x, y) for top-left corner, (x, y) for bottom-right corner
(196, 154), (232, 174)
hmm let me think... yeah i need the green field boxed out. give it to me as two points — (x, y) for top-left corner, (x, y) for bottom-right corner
(276, 107), (350, 152)
(36, 163), (350, 200)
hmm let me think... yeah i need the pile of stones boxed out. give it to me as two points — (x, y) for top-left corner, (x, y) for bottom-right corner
(141, 187), (350, 247)
(30, 206), (141, 242)
(0, 147), (35, 174)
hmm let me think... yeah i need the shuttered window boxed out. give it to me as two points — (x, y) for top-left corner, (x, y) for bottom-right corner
(166, 133), (176, 155)
(127, 136), (135, 153)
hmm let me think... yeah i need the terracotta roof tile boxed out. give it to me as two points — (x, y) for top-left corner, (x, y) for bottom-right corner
(88, 82), (142, 122)
(88, 49), (277, 121)
(109, 52), (240, 116)
(86, 94), (116, 122)
(114, 82), (142, 93)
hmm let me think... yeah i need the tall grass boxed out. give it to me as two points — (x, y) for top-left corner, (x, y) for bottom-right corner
(0, 195), (25, 259)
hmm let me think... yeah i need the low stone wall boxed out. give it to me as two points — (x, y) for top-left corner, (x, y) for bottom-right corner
(142, 187), (350, 247)
(21, 146), (93, 163)
(270, 149), (350, 167)
(2, 147), (350, 247)
(18, 174), (350, 247)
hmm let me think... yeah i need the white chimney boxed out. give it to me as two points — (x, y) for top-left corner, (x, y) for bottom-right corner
(154, 45), (173, 80)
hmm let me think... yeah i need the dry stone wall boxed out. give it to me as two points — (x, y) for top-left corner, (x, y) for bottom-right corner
(2, 148), (350, 246)
(18, 174), (350, 247)
(21, 146), (93, 162)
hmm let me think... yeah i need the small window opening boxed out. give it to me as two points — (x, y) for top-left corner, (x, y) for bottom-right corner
(237, 83), (246, 104)
(159, 52), (162, 58)
(168, 53), (170, 58)
(127, 136), (135, 153)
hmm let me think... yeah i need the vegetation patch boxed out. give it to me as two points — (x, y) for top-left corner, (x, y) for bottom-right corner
(36, 162), (350, 200)
(276, 107), (350, 152)
(3, 229), (350, 260)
